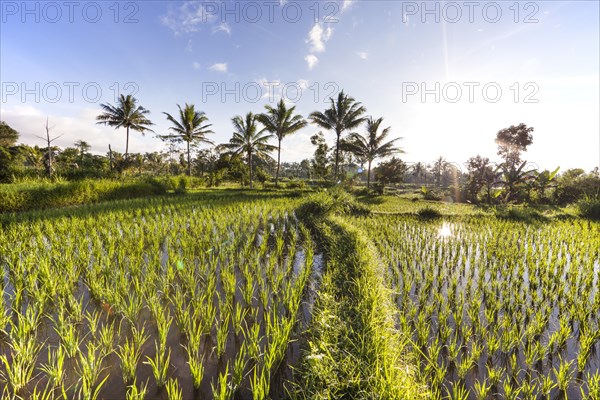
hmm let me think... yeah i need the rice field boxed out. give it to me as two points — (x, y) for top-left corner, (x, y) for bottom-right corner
(352, 214), (600, 399)
(2, 188), (598, 400)
(0, 194), (314, 399)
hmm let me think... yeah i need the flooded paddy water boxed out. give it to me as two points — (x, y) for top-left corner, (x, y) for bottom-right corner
(353, 215), (600, 399)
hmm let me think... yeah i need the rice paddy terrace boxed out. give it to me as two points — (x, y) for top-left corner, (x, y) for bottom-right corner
(0, 190), (598, 399)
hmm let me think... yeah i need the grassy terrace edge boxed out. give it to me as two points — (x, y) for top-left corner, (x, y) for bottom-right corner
(293, 196), (427, 399)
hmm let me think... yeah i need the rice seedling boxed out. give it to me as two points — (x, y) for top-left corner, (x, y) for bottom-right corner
(39, 345), (66, 388)
(165, 378), (183, 400)
(144, 341), (171, 388)
(211, 362), (232, 400)
(472, 378), (491, 400)
(125, 379), (148, 400)
(0, 336), (41, 395)
(185, 343), (205, 390)
(117, 336), (143, 385)
(76, 342), (108, 400)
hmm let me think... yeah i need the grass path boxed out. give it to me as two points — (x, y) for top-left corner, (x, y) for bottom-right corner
(293, 203), (427, 399)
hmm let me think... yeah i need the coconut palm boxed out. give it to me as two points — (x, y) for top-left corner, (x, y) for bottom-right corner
(340, 117), (402, 188)
(163, 104), (214, 176)
(220, 112), (276, 189)
(412, 162), (426, 183)
(432, 156), (447, 187)
(309, 91), (366, 179)
(256, 99), (307, 186)
(96, 95), (154, 159)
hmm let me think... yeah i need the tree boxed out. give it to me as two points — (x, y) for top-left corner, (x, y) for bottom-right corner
(0, 121), (19, 147)
(34, 118), (63, 177)
(219, 112), (276, 189)
(500, 160), (536, 203)
(495, 123), (534, 167)
(310, 132), (330, 179)
(0, 146), (13, 182)
(553, 168), (600, 205)
(374, 157), (408, 192)
(74, 140), (91, 165)
(309, 91), (366, 179)
(432, 157), (447, 187)
(465, 156), (500, 203)
(531, 167), (560, 203)
(96, 94), (154, 159)
(256, 99), (307, 186)
(411, 162), (426, 183)
(163, 104), (214, 176)
(340, 117), (402, 188)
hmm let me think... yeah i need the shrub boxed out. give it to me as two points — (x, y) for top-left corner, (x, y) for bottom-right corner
(296, 188), (370, 221)
(416, 206), (441, 219)
(494, 206), (544, 222)
(421, 186), (441, 201)
(578, 196), (600, 220)
(286, 179), (308, 189)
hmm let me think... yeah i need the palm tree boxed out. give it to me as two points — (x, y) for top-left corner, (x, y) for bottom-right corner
(412, 162), (426, 183)
(309, 91), (366, 179)
(220, 112), (276, 189)
(432, 156), (447, 187)
(74, 140), (91, 165)
(256, 99), (307, 186)
(96, 94), (154, 159)
(163, 104), (214, 176)
(340, 117), (402, 188)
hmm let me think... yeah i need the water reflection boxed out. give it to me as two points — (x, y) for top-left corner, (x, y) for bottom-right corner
(437, 222), (453, 238)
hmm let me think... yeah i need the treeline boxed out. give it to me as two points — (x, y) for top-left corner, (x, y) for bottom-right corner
(1, 90), (598, 208)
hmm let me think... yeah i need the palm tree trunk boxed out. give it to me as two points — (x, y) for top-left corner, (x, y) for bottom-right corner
(367, 160), (372, 189)
(187, 141), (191, 176)
(248, 151), (253, 189)
(276, 138), (282, 186)
(334, 131), (341, 180)
(125, 126), (130, 159)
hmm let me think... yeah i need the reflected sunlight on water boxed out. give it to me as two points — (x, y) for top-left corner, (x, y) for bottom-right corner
(437, 222), (453, 238)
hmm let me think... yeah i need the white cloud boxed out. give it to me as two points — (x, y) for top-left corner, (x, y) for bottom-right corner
(1, 106), (159, 155)
(306, 23), (333, 53)
(297, 79), (309, 90)
(209, 63), (228, 73)
(305, 55), (319, 70)
(356, 51), (368, 60)
(342, 0), (354, 11)
(160, 2), (218, 35)
(255, 78), (282, 101)
(212, 22), (231, 35)
(192, 62), (201, 70)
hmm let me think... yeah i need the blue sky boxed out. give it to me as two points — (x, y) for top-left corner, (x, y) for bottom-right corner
(1, 0), (598, 171)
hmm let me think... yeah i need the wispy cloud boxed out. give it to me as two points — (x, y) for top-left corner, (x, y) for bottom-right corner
(212, 22), (231, 35)
(342, 0), (354, 11)
(305, 55), (319, 70)
(209, 63), (228, 73)
(297, 79), (309, 90)
(192, 62), (201, 70)
(306, 23), (333, 53)
(161, 1), (218, 36)
(356, 51), (368, 60)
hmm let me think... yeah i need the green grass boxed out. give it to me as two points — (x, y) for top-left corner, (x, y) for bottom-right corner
(293, 192), (427, 399)
(0, 178), (169, 213)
